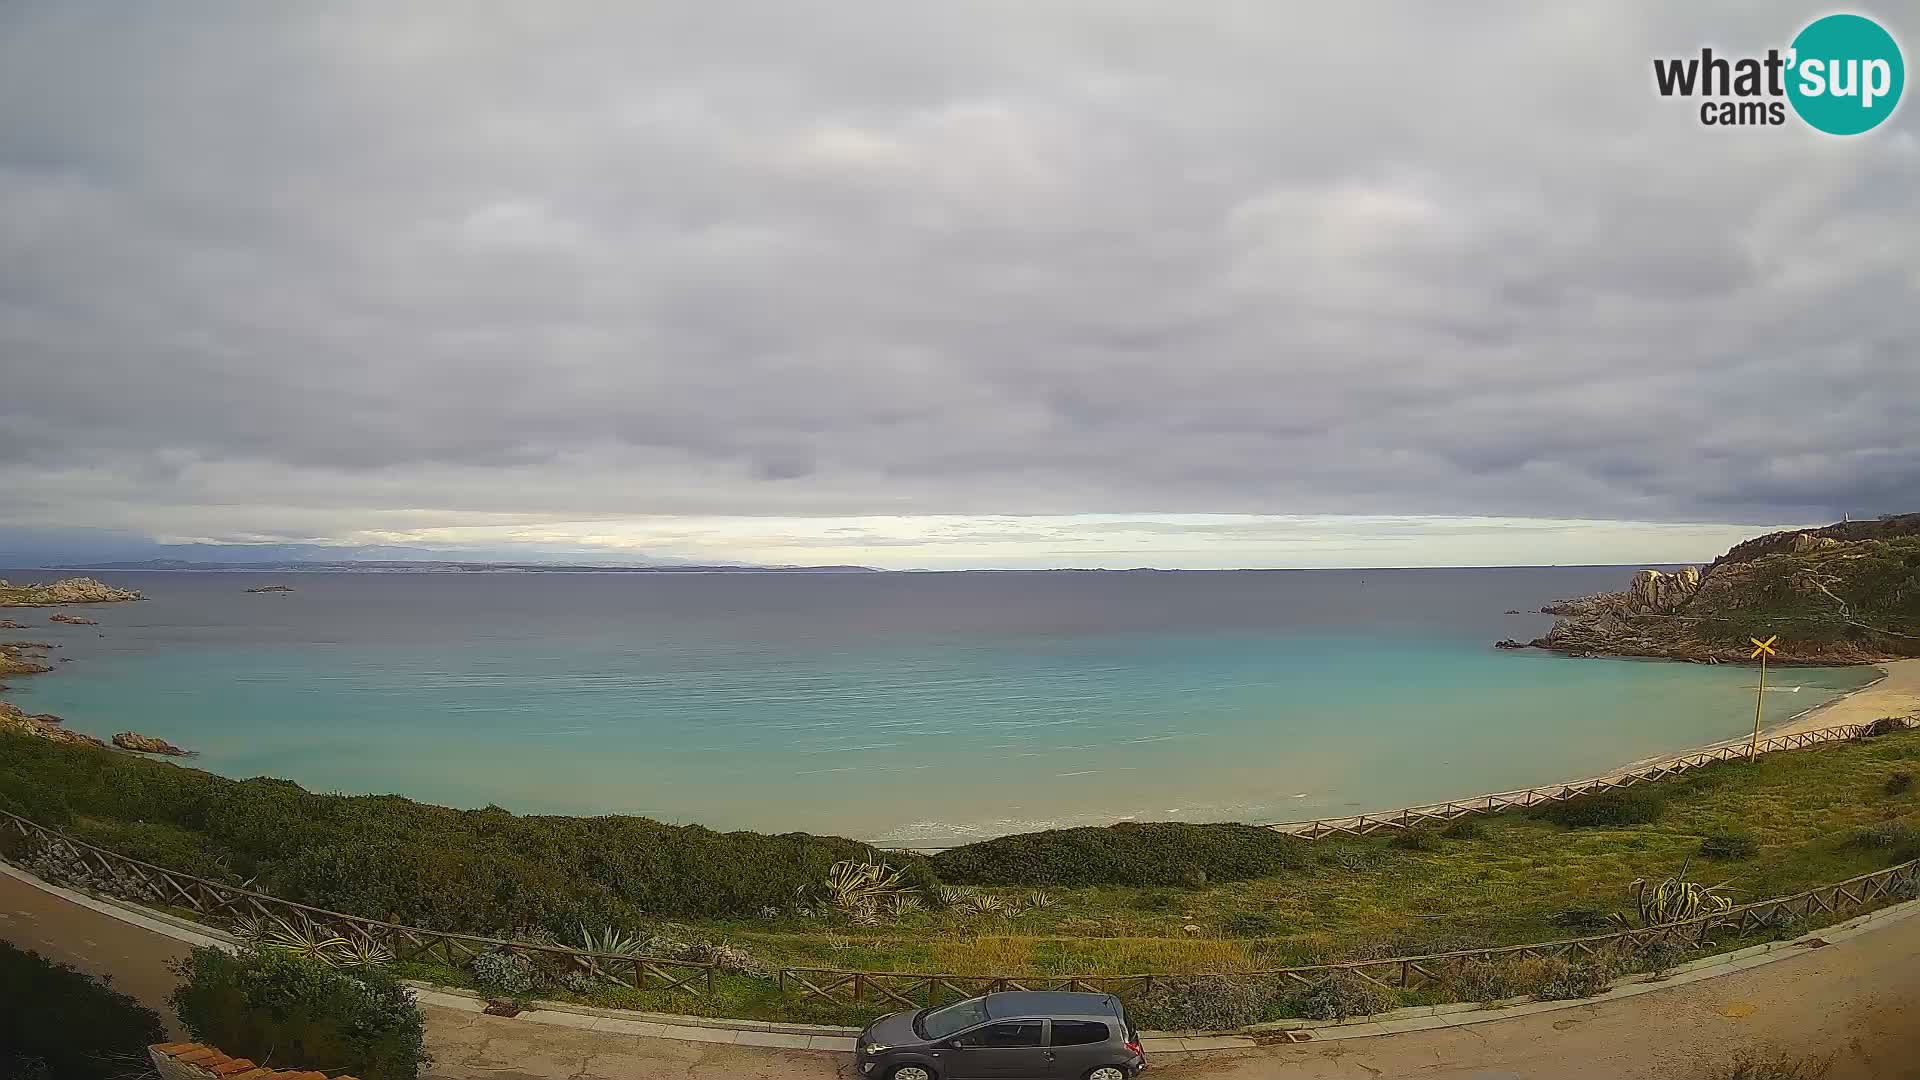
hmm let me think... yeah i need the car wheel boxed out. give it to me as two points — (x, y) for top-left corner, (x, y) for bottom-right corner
(889, 1066), (935, 1080)
(1086, 1067), (1129, 1080)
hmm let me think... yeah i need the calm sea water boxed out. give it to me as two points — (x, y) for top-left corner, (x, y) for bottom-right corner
(0, 568), (1876, 845)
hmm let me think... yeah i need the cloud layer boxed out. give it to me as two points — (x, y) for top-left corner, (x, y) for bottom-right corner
(2, 2), (1916, 564)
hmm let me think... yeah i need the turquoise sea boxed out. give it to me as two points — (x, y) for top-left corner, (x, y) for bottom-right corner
(0, 567), (1877, 846)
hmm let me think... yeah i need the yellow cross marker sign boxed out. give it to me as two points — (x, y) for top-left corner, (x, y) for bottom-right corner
(1747, 634), (1778, 759)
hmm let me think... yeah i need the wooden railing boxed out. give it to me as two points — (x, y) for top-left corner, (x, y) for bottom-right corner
(4, 715), (1915, 1016)
(1265, 720), (1912, 838)
(0, 810), (720, 997)
(781, 856), (1920, 1007)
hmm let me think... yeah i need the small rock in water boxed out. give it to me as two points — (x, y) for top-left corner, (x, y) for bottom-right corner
(112, 731), (194, 756)
(49, 613), (99, 625)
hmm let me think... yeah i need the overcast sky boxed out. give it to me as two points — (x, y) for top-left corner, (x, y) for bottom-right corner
(1, 3), (1915, 569)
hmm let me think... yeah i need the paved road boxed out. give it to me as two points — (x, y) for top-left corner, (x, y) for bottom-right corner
(5, 871), (1918, 1079)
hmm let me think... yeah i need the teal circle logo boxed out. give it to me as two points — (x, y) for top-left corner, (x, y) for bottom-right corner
(1786, 14), (1904, 135)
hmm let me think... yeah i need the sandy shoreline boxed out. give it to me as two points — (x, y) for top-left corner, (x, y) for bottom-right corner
(1764, 656), (1920, 738)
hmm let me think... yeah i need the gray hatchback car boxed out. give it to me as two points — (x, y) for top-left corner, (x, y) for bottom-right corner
(855, 990), (1145, 1080)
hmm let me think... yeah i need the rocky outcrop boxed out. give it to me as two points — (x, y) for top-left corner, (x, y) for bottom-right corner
(1504, 517), (1920, 664)
(49, 613), (98, 625)
(1, 703), (106, 748)
(0, 619), (26, 629)
(112, 731), (194, 756)
(0, 643), (54, 677)
(0, 576), (144, 606)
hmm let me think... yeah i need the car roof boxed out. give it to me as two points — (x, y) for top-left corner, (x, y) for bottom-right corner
(982, 991), (1122, 1021)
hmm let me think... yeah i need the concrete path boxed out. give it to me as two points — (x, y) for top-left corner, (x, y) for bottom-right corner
(5, 869), (1919, 1079)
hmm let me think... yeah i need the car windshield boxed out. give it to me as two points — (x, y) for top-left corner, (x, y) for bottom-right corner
(916, 997), (990, 1040)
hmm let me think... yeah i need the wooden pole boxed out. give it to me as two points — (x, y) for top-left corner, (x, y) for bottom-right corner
(1749, 649), (1767, 760)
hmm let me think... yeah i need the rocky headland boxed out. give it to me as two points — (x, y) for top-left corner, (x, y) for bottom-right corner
(1507, 514), (1920, 664)
(0, 576), (143, 606)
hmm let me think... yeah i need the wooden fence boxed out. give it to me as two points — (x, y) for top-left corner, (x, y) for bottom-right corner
(0, 809), (720, 997)
(781, 856), (1920, 1007)
(3, 715), (1915, 1014)
(1265, 720), (1912, 839)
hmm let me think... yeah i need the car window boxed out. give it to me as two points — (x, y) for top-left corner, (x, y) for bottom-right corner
(919, 997), (990, 1039)
(953, 1020), (1043, 1048)
(1050, 1020), (1109, 1046)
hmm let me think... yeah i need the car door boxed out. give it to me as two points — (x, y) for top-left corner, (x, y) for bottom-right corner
(1044, 1018), (1113, 1077)
(944, 1019), (1047, 1078)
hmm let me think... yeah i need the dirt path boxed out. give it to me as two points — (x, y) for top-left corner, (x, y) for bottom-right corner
(6, 870), (1920, 1079)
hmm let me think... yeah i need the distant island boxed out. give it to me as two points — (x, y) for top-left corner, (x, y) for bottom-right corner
(55, 560), (882, 574)
(1501, 513), (1920, 664)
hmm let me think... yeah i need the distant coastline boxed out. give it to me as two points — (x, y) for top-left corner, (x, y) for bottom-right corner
(44, 560), (883, 574)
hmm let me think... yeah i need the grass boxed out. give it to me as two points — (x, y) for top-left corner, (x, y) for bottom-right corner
(4, 728), (1918, 1026)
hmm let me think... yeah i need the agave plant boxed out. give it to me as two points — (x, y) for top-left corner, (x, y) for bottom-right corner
(330, 936), (396, 969)
(821, 859), (914, 914)
(576, 924), (647, 957)
(884, 893), (924, 918)
(1611, 859), (1734, 928)
(939, 885), (973, 909)
(249, 916), (351, 962)
(1024, 890), (1056, 911)
(961, 891), (1006, 916)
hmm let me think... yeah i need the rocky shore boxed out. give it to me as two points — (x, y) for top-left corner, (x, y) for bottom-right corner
(0, 576), (144, 606)
(1503, 515), (1920, 664)
(112, 730), (194, 756)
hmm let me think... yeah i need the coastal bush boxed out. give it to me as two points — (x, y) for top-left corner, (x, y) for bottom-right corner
(1133, 975), (1276, 1031)
(931, 821), (1308, 888)
(1848, 821), (1918, 850)
(468, 949), (539, 997)
(0, 942), (167, 1080)
(1548, 907), (1613, 932)
(1533, 789), (1666, 828)
(1390, 827), (1440, 852)
(1532, 953), (1622, 1000)
(170, 945), (429, 1080)
(1222, 911), (1281, 936)
(1440, 816), (1488, 840)
(1887, 771), (1913, 796)
(1132, 890), (1175, 912)
(1699, 831), (1759, 860)
(1279, 971), (1397, 1021)
(0, 731), (927, 926)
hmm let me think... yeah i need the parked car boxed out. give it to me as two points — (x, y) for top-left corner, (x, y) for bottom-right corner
(855, 990), (1145, 1080)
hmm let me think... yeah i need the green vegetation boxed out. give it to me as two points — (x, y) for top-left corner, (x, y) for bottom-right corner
(2, 725), (1917, 1028)
(1699, 831), (1759, 860)
(0, 941), (166, 1080)
(170, 945), (429, 1080)
(931, 821), (1309, 887)
(1692, 534), (1920, 651)
(0, 733), (924, 928)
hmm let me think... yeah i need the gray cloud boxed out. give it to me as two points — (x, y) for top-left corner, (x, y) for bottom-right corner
(1, 1), (1916, 548)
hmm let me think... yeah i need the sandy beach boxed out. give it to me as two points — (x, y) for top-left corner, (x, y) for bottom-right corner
(1768, 657), (1920, 737)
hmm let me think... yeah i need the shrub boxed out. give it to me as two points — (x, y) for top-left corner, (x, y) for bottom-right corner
(1886, 772), (1913, 797)
(0, 730), (918, 926)
(1533, 953), (1622, 1000)
(0, 942), (166, 1080)
(467, 949), (539, 997)
(1440, 816), (1488, 840)
(1316, 846), (1388, 872)
(1134, 975), (1275, 1031)
(1856, 717), (1915, 739)
(1699, 832), (1759, 860)
(1549, 907), (1613, 932)
(1848, 821), (1918, 850)
(1391, 828), (1440, 852)
(1132, 890), (1175, 912)
(932, 821), (1308, 888)
(1223, 911), (1280, 937)
(1533, 789), (1666, 828)
(170, 946), (429, 1080)
(1280, 971), (1397, 1021)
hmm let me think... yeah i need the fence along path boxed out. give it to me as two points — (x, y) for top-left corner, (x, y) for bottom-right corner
(1, 718), (1914, 1011)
